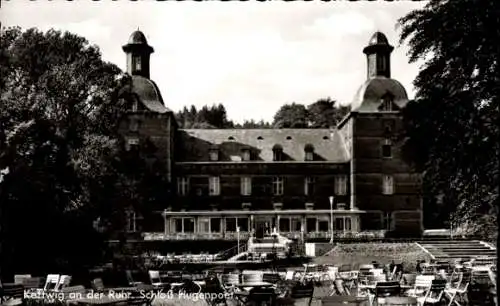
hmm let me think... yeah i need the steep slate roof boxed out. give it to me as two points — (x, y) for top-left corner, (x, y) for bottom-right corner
(130, 75), (171, 113)
(177, 129), (350, 162)
(351, 76), (409, 112)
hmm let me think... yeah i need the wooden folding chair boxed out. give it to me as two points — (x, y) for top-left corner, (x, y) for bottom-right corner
(417, 279), (447, 305)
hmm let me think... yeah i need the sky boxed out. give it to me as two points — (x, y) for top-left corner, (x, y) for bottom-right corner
(2, 1), (426, 124)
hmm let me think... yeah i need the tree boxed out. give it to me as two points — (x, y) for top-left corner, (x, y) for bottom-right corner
(0, 26), (125, 276)
(307, 97), (350, 128)
(398, 0), (499, 239)
(272, 103), (309, 128)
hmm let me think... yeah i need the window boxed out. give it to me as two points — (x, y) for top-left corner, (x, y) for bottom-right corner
(272, 146), (283, 161)
(272, 177), (284, 195)
(226, 218), (237, 232)
(306, 218), (317, 232)
(334, 175), (348, 195)
(318, 220), (329, 232)
(209, 177), (220, 195)
(279, 218), (290, 232)
(241, 177), (252, 195)
(292, 218), (302, 232)
(304, 177), (315, 196)
(209, 149), (219, 161)
(238, 218), (249, 231)
(335, 218), (344, 231)
(199, 218), (210, 233)
(177, 177), (189, 196)
(174, 218), (183, 233)
(382, 175), (394, 195)
(382, 213), (393, 230)
(134, 56), (142, 70)
(183, 218), (195, 233)
(380, 94), (393, 111)
(345, 217), (352, 231)
(242, 149), (251, 161)
(210, 218), (221, 233)
(305, 151), (313, 161)
(382, 139), (392, 158)
(126, 211), (137, 232)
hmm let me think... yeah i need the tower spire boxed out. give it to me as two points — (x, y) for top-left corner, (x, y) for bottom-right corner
(363, 32), (394, 79)
(122, 30), (154, 79)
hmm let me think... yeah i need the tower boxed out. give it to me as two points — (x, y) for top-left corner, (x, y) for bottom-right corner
(363, 32), (394, 79)
(122, 30), (154, 79)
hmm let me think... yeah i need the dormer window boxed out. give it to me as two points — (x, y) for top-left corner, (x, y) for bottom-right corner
(209, 148), (219, 161)
(242, 149), (251, 161)
(272, 145), (283, 161)
(379, 93), (397, 112)
(304, 144), (314, 161)
(131, 100), (138, 112)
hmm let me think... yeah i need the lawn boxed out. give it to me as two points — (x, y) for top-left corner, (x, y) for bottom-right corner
(313, 242), (433, 271)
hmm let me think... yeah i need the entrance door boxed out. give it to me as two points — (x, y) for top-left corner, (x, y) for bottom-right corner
(254, 217), (274, 238)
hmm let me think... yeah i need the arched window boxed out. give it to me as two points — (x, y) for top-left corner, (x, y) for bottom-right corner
(134, 56), (142, 71)
(304, 144), (314, 161)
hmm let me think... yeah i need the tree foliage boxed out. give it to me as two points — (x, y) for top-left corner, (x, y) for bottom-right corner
(0, 26), (132, 276)
(398, 0), (499, 239)
(307, 98), (351, 128)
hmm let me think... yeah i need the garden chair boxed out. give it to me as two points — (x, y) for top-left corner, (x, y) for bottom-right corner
(22, 277), (44, 289)
(204, 275), (229, 306)
(43, 274), (60, 291)
(406, 275), (435, 298)
(372, 281), (401, 306)
(416, 279), (447, 306)
(148, 270), (169, 289)
(444, 269), (471, 306)
(289, 281), (315, 306)
(91, 278), (106, 292)
(13, 274), (31, 285)
(0, 282), (25, 306)
(55, 275), (72, 291)
(243, 287), (276, 306)
(332, 279), (349, 296)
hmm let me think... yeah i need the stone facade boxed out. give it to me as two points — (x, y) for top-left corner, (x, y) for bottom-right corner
(119, 30), (423, 241)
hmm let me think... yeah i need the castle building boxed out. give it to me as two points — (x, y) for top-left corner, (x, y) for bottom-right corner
(118, 30), (422, 241)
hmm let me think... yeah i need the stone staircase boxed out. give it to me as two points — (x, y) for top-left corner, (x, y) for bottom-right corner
(417, 240), (497, 263)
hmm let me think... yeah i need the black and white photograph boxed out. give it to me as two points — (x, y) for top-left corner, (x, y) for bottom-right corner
(0, 0), (497, 305)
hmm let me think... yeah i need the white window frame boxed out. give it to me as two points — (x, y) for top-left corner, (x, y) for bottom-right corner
(334, 175), (348, 195)
(177, 177), (189, 196)
(131, 100), (138, 112)
(382, 175), (394, 195)
(304, 177), (315, 196)
(272, 177), (284, 195)
(381, 96), (393, 111)
(209, 176), (220, 196)
(241, 177), (252, 196)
